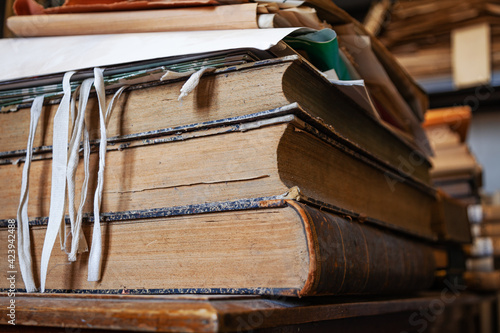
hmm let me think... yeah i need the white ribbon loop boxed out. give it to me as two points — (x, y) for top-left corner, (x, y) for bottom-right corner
(17, 95), (44, 293)
(19, 68), (128, 290)
(66, 78), (94, 262)
(88, 68), (128, 282)
(39, 71), (75, 293)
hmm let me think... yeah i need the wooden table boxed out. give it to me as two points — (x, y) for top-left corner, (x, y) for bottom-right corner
(0, 292), (496, 332)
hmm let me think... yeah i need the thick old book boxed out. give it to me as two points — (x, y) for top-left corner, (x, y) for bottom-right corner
(432, 190), (472, 243)
(0, 199), (437, 295)
(7, 3), (331, 37)
(0, 56), (432, 186)
(0, 112), (437, 239)
(7, 4), (261, 37)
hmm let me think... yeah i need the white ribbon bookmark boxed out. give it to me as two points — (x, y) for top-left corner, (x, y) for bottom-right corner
(177, 66), (215, 101)
(39, 71), (75, 292)
(75, 121), (91, 253)
(17, 95), (44, 293)
(88, 68), (127, 282)
(19, 67), (128, 291)
(66, 78), (94, 262)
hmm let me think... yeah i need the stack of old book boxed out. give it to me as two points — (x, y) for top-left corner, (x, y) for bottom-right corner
(423, 106), (498, 289)
(374, 0), (498, 89)
(465, 203), (500, 290)
(423, 106), (483, 205)
(0, 0), (469, 297)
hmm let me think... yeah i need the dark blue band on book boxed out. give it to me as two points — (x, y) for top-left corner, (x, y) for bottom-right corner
(0, 196), (287, 228)
(0, 287), (299, 296)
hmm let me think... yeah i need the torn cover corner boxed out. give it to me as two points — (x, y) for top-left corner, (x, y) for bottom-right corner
(284, 186), (302, 200)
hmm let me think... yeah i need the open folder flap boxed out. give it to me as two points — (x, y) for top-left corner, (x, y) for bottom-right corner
(0, 28), (300, 83)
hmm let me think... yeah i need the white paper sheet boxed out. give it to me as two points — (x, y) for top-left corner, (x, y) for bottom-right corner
(329, 79), (380, 120)
(0, 28), (299, 82)
(452, 22), (491, 89)
(339, 33), (433, 156)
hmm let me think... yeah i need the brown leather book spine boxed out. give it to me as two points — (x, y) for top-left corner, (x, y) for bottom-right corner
(288, 201), (436, 296)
